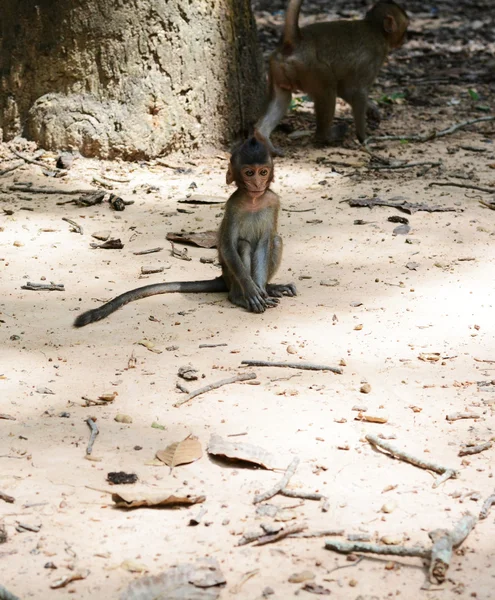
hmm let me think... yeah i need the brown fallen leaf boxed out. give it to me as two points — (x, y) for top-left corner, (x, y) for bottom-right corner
(112, 490), (205, 509)
(166, 230), (218, 249)
(137, 339), (162, 354)
(156, 435), (202, 470)
(419, 352), (441, 362)
(120, 557), (225, 600)
(207, 434), (279, 470)
(355, 412), (388, 424)
(51, 570), (89, 589)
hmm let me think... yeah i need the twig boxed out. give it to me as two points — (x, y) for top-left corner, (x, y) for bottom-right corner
(326, 556), (364, 575)
(92, 175), (114, 189)
(366, 116), (495, 146)
(230, 570), (260, 594)
(428, 513), (477, 583)
(0, 161), (24, 176)
(474, 357), (495, 364)
(10, 149), (53, 169)
(86, 418), (99, 455)
(21, 282), (65, 291)
(0, 414), (16, 420)
(280, 488), (325, 501)
(369, 161), (441, 171)
(9, 183), (97, 194)
(133, 247), (163, 255)
(282, 208), (317, 213)
(173, 372), (257, 407)
(141, 266), (164, 275)
(479, 491), (495, 520)
(62, 217), (83, 234)
(0, 585), (20, 600)
(0, 491), (15, 503)
(446, 412), (480, 421)
(241, 360), (343, 374)
(254, 523), (307, 546)
(176, 382), (190, 394)
(429, 182), (495, 194)
(458, 441), (492, 456)
(479, 199), (495, 210)
(199, 343), (228, 348)
(325, 540), (429, 557)
(253, 457), (300, 504)
(289, 529), (344, 538)
(366, 434), (458, 488)
(344, 197), (456, 214)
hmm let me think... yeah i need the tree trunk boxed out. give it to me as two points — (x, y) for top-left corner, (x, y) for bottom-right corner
(0, 0), (265, 159)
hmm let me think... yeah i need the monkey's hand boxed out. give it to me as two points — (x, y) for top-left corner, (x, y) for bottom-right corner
(266, 283), (297, 298)
(244, 282), (279, 313)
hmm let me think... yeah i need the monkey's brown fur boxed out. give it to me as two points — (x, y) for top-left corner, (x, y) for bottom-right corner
(256, 0), (409, 154)
(74, 135), (296, 327)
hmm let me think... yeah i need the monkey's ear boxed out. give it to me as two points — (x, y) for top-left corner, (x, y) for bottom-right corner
(383, 14), (398, 33)
(226, 163), (234, 185)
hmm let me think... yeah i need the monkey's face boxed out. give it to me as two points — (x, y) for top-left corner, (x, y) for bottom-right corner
(241, 164), (273, 199)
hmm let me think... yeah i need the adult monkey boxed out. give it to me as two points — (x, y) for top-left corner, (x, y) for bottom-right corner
(73, 134), (296, 327)
(256, 0), (409, 154)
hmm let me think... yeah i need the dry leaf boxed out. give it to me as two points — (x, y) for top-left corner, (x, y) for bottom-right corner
(120, 557), (225, 600)
(137, 339), (162, 354)
(120, 560), (148, 573)
(112, 490), (205, 509)
(207, 434), (278, 470)
(166, 230), (218, 248)
(51, 570), (89, 589)
(355, 413), (388, 424)
(419, 352), (441, 362)
(99, 391), (118, 402)
(156, 436), (202, 469)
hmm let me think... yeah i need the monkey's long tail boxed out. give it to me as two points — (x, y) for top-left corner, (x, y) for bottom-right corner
(73, 277), (227, 328)
(283, 0), (304, 49)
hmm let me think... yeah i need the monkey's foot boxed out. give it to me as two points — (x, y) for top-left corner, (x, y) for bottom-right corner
(315, 122), (349, 146)
(229, 290), (279, 314)
(266, 283), (297, 298)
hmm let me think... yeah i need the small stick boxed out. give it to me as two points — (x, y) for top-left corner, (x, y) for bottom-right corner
(173, 372), (257, 407)
(241, 360), (343, 374)
(325, 539), (429, 558)
(254, 523), (306, 546)
(188, 507), (207, 526)
(289, 529), (344, 538)
(458, 441), (492, 456)
(282, 208), (317, 213)
(10, 149), (53, 169)
(86, 418), (99, 455)
(9, 183), (97, 194)
(199, 343), (228, 348)
(370, 161), (441, 171)
(366, 434), (459, 488)
(474, 357), (495, 364)
(0, 414), (16, 420)
(0, 585), (20, 600)
(446, 412), (480, 421)
(0, 491), (15, 503)
(366, 116), (495, 146)
(253, 457), (300, 504)
(0, 161), (24, 176)
(479, 491), (495, 520)
(21, 282), (65, 291)
(170, 241), (192, 261)
(141, 266), (164, 275)
(326, 556), (364, 575)
(176, 382), (190, 394)
(62, 217), (83, 234)
(429, 182), (495, 194)
(230, 569), (260, 594)
(280, 488), (325, 501)
(133, 247), (163, 255)
(429, 513), (477, 583)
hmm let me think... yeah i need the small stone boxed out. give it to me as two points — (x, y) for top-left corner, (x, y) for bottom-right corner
(262, 587), (275, 597)
(380, 534), (402, 545)
(115, 414), (133, 424)
(320, 279), (339, 287)
(13, 241), (24, 247)
(360, 383), (371, 394)
(349, 579), (358, 587)
(288, 570), (315, 584)
(91, 230), (111, 241)
(381, 501), (397, 514)
(354, 324), (363, 331)
(286, 345), (297, 355)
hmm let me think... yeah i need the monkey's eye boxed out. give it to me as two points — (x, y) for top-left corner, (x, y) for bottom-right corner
(259, 169), (268, 176)
(245, 169), (255, 177)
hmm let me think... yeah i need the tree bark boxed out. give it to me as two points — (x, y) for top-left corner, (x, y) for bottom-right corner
(0, 0), (264, 159)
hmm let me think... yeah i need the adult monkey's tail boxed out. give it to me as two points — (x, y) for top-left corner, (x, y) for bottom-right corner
(282, 0), (304, 50)
(73, 277), (227, 327)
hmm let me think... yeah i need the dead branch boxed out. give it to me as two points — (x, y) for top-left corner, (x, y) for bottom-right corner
(253, 457), (300, 504)
(10, 149), (53, 169)
(133, 247), (164, 255)
(254, 523), (307, 546)
(366, 116), (495, 146)
(446, 412), (480, 421)
(241, 360), (343, 374)
(199, 343), (228, 348)
(458, 441), (492, 456)
(280, 488), (325, 501)
(429, 182), (495, 194)
(86, 417), (99, 455)
(0, 414), (16, 420)
(21, 282), (65, 291)
(479, 491), (495, 520)
(369, 161), (441, 171)
(173, 372), (257, 407)
(0, 490), (15, 503)
(0, 585), (20, 600)
(62, 217), (83, 234)
(366, 434), (458, 488)
(282, 208), (317, 213)
(9, 183), (97, 194)
(0, 161), (24, 176)
(429, 513), (477, 583)
(325, 540), (429, 557)
(289, 529), (344, 538)
(343, 197), (456, 214)
(479, 199), (495, 210)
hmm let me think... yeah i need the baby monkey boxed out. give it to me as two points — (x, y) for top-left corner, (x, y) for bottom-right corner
(256, 0), (409, 153)
(73, 134), (296, 327)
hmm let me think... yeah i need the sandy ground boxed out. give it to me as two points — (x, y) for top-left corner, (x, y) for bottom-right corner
(1, 9), (495, 597)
